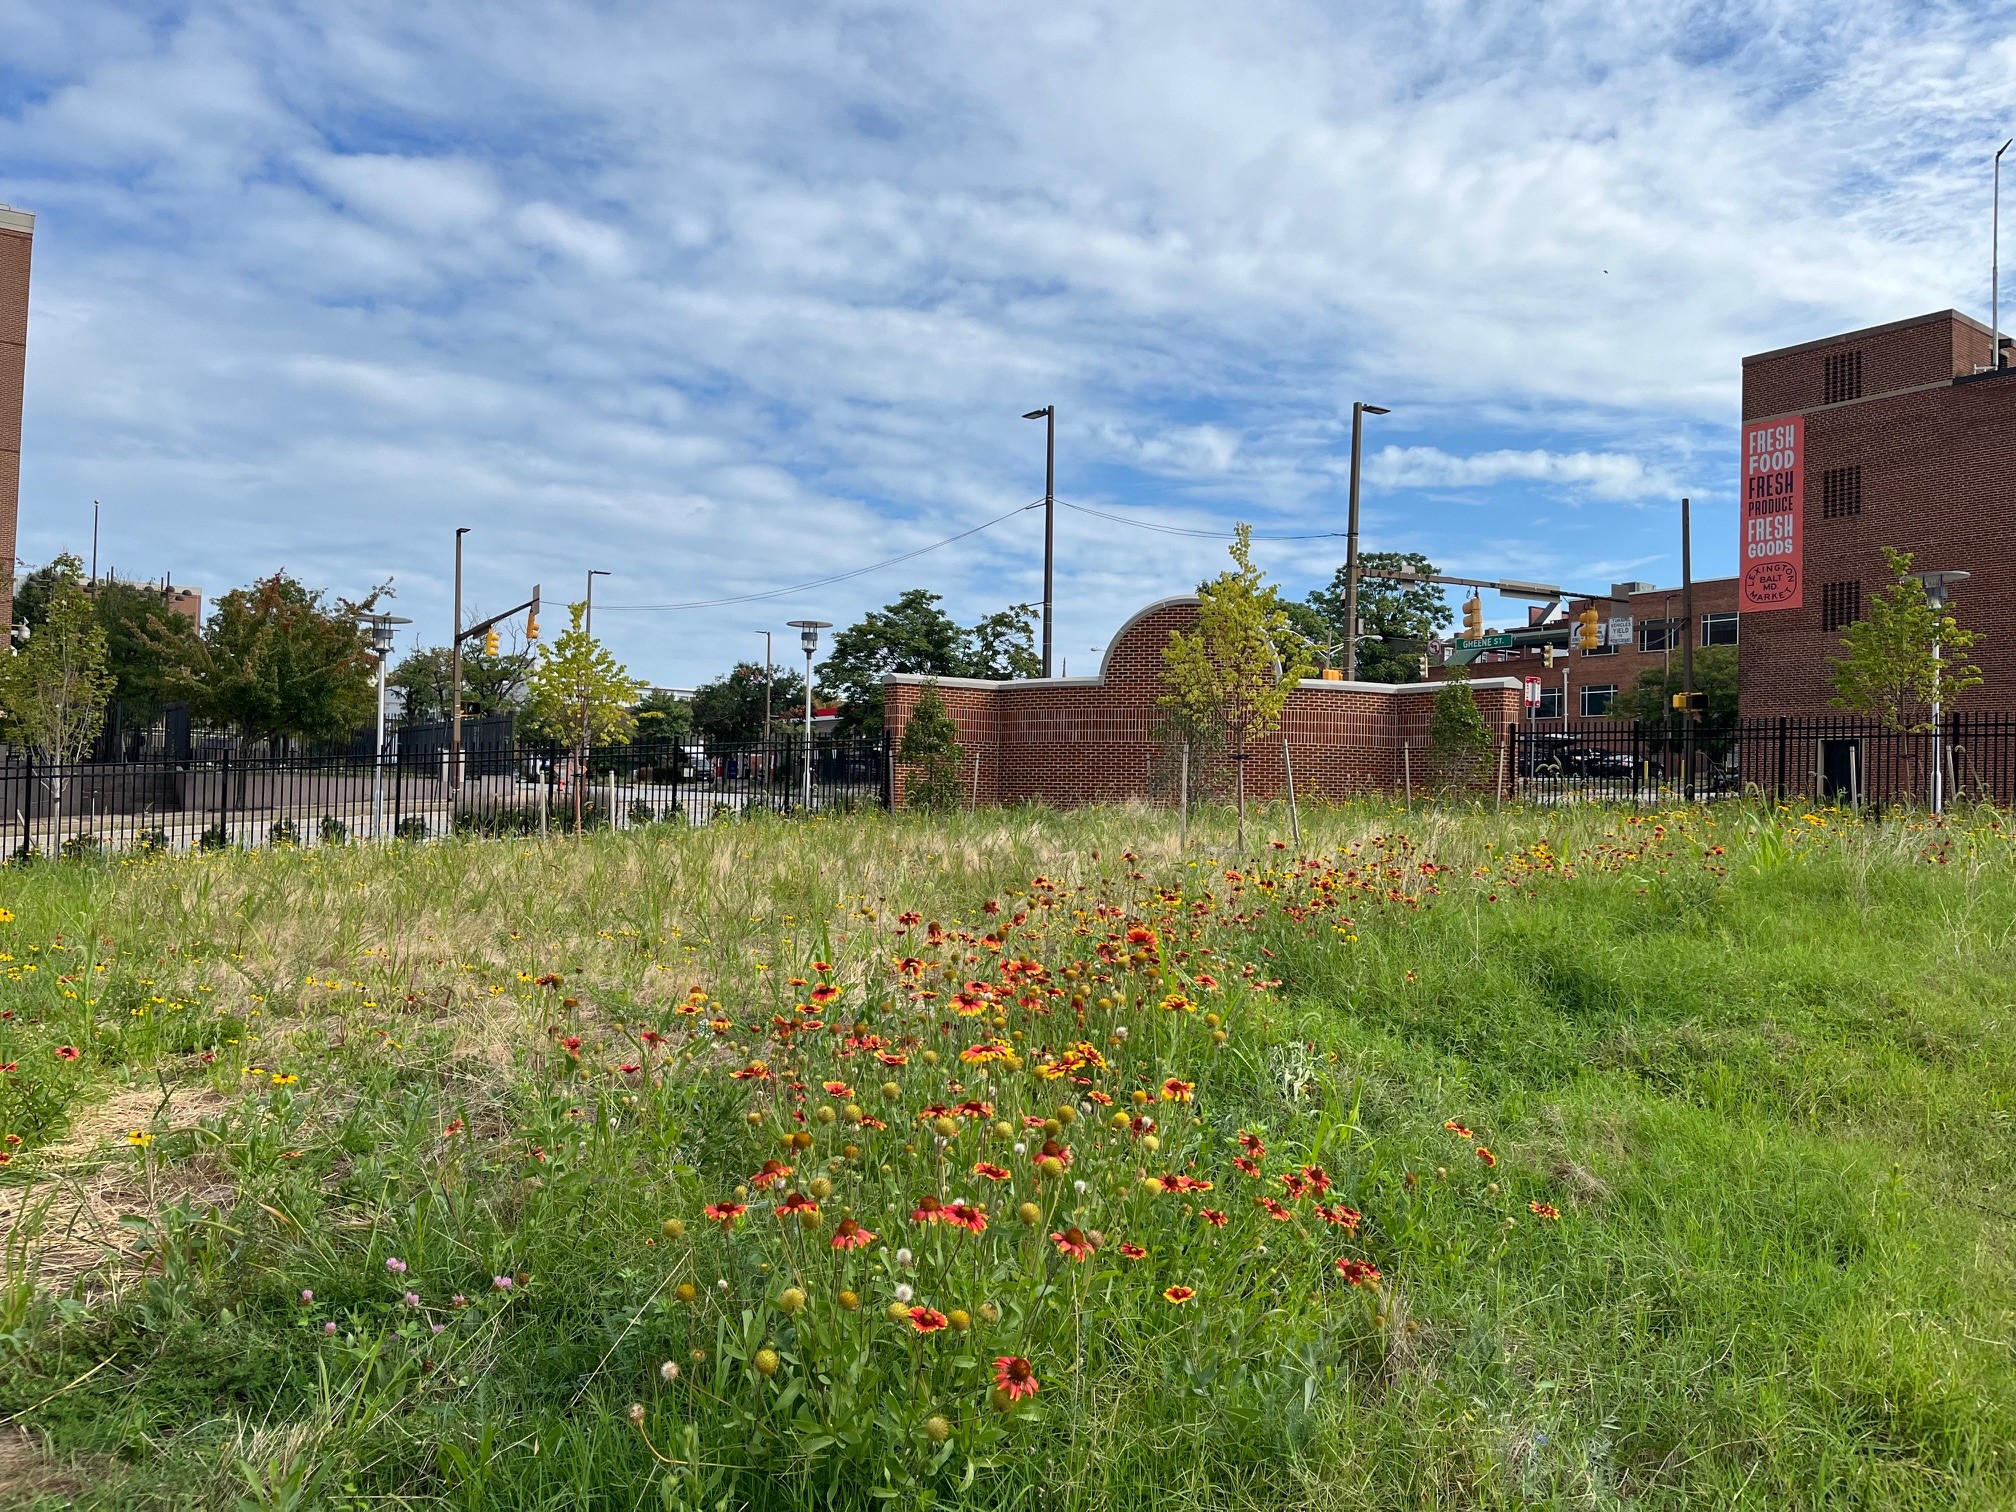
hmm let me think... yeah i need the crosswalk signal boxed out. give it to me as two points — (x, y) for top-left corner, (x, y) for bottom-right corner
(484, 628), (501, 656)
(1463, 595), (1485, 639)
(1576, 607), (1602, 652)
(1671, 691), (1706, 712)
(525, 612), (539, 642)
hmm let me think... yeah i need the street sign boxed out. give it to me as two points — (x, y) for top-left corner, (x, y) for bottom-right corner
(1451, 634), (1514, 650)
(1523, 678), (1542, 707)
(1604, 616), (1633, 646)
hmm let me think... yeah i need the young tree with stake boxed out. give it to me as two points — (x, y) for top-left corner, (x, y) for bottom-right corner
(522, 603), (642, 829)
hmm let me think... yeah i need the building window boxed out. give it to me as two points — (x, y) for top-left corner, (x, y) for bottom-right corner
(1822, 465), (1863, 518)
(1823, 350), (1864, 405)
(1821, 580), (1862, 632)
(1700, 611), (1739, 647)
(1536, 686), (1563, 719)
(1580, 642), (1617, 656)
(1580, 685), (1617, 718)
(1637, 620), (1680, 652)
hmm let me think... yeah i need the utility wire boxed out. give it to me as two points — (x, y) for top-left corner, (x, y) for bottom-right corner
(1055, 498), (1343, 541)
(599, 501), (1043, 611)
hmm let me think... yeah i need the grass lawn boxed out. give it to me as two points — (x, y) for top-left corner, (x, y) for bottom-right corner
(0, 800), (2011, 1508)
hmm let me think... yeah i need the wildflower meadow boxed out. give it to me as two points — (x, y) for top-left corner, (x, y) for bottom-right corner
(0, 801), (2012, 1508)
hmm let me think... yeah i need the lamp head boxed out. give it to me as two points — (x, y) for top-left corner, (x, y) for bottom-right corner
(787, 618), (831, 654)
(1359, 403), (1391, 416)
(1912, 569), (1970, 607)
(1022, 408), (1051, 420)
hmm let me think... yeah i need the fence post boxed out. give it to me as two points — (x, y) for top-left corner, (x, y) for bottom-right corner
(21, 748), (31, 856)
(1400, 742), (1411, 812)
(1281, 736), (1300, 847)
(1776, 716), (1787, 802)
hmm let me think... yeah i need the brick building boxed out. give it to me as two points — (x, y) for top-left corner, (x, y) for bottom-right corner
(0, 203), (29, 635)
(1429, 576), (1741, 724)
(1739, 309), (2016, 718)
(883, 596), (1524, 808)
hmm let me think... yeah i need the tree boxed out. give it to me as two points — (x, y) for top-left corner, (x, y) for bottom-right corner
(13, 556), (200, 733)
(1161, 524), (1313, 848)
(820, 590), (1041, 736)
(389, 642), (534, 726)
(1614, 645), (1740, 731)
(1831, 547), (1983, 733)
(896, 682), (967, 812)
(633, 688), (694, 747)
(0, 559), (116, 839)
(1426, 671), (1495, 794)
(1305, 550), (1445, 683)
(167, 573), (379, 747)
(522, 603), (644, 828)
(691, 662), (806, 743)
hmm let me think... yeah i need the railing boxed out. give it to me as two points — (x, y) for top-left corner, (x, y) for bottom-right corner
(0, 736), (891, 856)
(1509, 715), (2016, 808)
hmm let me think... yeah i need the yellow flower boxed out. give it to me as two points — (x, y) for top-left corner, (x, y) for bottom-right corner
(271, 1072), (298, 1086)
(126, 1131), (154, 1148)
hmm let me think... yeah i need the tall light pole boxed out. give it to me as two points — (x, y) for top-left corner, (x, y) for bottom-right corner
(1996, 140), (2012, 369)
(754, 630), (774, 739)
(579, 570), (610, 829)
(1914, 569), (1970, 814)
(787, 620), (829, 811)
(449, 527), (469, 790)
(360, 612), (411, 839)
(1023, 406), (1056, 677)
(1341, 402), (1391, 681)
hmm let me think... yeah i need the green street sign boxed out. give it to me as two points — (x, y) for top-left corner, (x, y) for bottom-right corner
(1451, 634), (1514, 650)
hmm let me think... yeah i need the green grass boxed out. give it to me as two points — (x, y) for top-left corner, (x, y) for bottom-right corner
(0, 800), (2011, 1509)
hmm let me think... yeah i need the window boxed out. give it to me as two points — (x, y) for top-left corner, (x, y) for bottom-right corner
(1580, 641), (1617, 656)
(1580, 685), (1617, 718)
(1821, 580), (1862, 632)
(1536, 686), (1563, 719)
(1822, 465), (1863, 518)
(1823, 349), (1864, 405)
(1700, 611), (1739, 647)
(1637, 620), (1680, 652)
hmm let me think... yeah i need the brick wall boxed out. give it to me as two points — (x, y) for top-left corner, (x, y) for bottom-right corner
(0, 210), (27, 635)
(1740, 309), (2016, 719)
(884, 596), (1524, 807)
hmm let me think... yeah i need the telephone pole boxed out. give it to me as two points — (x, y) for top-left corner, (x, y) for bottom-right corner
(1341, 402), (1391, 680)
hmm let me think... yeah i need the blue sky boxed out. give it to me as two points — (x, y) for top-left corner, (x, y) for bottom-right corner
(3, 2), (2012, 687)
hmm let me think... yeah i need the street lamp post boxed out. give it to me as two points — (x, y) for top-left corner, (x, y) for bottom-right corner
(1341, 402), (1391, 681)
(1996, 140), (2012, 368)
(449, 527), (469, 790)
(757, 630), (773, 738)
(1022, 406), (1056, 677)
(786, 620), (830, 812)
(360, 613), (412, 840)
(1914, 570), (1970, 814)
(579, 570), (610, 829)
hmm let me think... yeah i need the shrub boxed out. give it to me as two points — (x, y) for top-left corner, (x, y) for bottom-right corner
(59, 833), (103, 861)
(135, 828), (169, 854)
(198, 825), (230, 851)
(269, 817), (299, 847)
(393, 817), (429, 842)
(318, 815), (350, 845)
(897, 683), (966, 812)
(1427, 672), (1495, 794)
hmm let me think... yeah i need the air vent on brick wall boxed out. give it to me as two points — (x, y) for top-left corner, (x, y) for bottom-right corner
(1821, 580), (1862, 632)
(1821, 466), (1863, 519)
(1823, 350), (1864, 405)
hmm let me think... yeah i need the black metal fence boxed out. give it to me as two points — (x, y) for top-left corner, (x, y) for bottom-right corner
(1509, 715), (2016, 808)
(0, 736), (891, 856)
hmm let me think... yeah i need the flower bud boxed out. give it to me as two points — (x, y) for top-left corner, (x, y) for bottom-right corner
(809, 1176), (834, 1200)
(778, 1287), (806, 1315)
(925, 1415), (951, 1443)
(676, 1282), (697, 1302)
(660, 1217), (686, 1240)
(947, 1308), (970, 1331)
(754, 1347), (780, 1377)
(882, 1082), (903, 1100)
(1018, 1202), (1041, 1225)
(837, 1290), (860, 1311)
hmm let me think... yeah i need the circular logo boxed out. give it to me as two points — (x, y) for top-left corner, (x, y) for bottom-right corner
(1743, 561), (1799, 605)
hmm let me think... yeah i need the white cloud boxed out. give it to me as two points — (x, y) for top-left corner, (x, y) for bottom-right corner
(1, 1), (2008, 684)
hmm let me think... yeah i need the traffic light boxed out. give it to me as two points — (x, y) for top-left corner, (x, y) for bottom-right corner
(525, 612), (539, 642)
(1417, 652), (1430, 679)
(1670, 691), (1706, 712)
(1462, 595), (1484, 639)
(484, 628), (500, 656)
(1576, 607), (1601, 652)
(1541, 643), (1556, 669)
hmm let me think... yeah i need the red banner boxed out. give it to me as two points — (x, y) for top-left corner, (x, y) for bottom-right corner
(1740, 416), (1803, 611)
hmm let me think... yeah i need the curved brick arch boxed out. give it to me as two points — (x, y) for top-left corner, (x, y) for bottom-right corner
(883, 597), (1521, 808)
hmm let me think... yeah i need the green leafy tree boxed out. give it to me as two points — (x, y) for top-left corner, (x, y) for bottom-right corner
(821, 590), (1040, 736)
(389, 641), (534, 726)
(522, 603), (644, 828)
(896, 682), (967, 812)
(691, 662), (806, 743)
(167, 573), (379, 747)
(633, 688), (694, 747)
(13, 556), (201, 731)
(0, 558), (116, 766)
(1614, 645), (1740, 731)
(1831, 547), (1983, 733)
(1161, 524), (1313, 848)
(1427, 670), (1496, 794)
(1305, 550), (1445, 683)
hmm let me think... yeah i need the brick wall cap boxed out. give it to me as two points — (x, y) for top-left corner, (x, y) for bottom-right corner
(0, 206), (31, 235)
(1292, 675), (1525, 693)
(1743, 308), (1988, 365)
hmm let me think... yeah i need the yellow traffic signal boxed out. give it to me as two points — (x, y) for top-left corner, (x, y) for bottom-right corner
(1462, 595), (1484, 639)
(1542, 643), (1556, 669)
(525, 613), (539, 642)
(1576, 607), (1601, 652)
(484, 629), (501, 656)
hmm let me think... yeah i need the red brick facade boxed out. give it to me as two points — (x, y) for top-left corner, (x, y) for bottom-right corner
(0, 205), (29, 636)
(883, 596), (1524, 808)
(1739, 309), (2016, 718)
